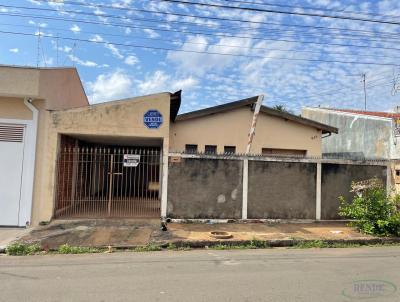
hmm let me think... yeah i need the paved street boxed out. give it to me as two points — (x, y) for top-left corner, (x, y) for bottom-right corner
(0, 247), (399, 302)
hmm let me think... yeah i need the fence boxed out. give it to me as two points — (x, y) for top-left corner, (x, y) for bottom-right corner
(167, 153), (389, 220)
(54, 147), (161, 218)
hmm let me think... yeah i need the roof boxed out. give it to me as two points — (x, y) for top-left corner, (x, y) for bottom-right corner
(321, 108), (400, 119)
(0, 64), (77, 71)
(176, 96), (338, 134)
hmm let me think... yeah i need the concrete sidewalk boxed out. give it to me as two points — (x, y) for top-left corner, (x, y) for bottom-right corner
(0, 227), (30, 251)
(9, 219), (394, 250)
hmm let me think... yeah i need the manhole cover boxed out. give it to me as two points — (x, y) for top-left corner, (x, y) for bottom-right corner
(209, 231), (233, 239)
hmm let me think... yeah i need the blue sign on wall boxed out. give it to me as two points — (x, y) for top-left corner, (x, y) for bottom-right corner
(144, 110), (163, 129)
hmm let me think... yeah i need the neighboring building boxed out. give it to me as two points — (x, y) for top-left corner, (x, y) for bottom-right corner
(302, 107), (400, 160)
(302, 107), (400, 192)
(170, 97), (338, 156)
(0, 65), (337, 226)
(0, 66), (88, 227)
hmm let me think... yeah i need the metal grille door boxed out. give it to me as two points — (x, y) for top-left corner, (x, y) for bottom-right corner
(54, 147), (161, 218)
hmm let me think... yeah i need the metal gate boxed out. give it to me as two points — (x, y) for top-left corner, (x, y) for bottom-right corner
(54, 146), (161, 218)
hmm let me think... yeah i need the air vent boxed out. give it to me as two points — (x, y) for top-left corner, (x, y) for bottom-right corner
(0, 124), (25, 143)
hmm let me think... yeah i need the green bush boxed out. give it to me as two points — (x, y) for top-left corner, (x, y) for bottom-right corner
(339, 182), (400, 237)
(6, 242), (41, 256)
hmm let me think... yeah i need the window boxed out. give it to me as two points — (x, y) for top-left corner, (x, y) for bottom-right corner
(262, 148), (307, 157)
(224, 146), (236, 154)
(395, 170), (400, 184)
(185, 144), (198, 154)
(205, 145), (217, 154)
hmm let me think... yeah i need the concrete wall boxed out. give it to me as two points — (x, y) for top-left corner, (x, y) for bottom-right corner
(0, 97), (33, 120)
(0, 67), (40, 98)
(321, 164), (387, 220)
(31, 93), (172, 224)
(167, 158), (243, 219)
(302, 108), (393, 159)
(170, 107), (322, 155)
(247, 161), (316, 219)
(0, 66), (88, 109)
(39, 68), (88, 110)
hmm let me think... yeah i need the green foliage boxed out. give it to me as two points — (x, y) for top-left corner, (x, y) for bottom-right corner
(58, 244), (101, 254)
(291, 240), (362, 249)
(134, 243), (162, 252)
(273, 104), (289, 113)
(209, 238), (270, 250)
(166, 243), (191, 251)
(6, 242), (41, 256)
(339, 183), (400, 237)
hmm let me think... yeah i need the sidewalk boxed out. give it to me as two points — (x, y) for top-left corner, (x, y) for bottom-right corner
(0, 227), (31, 251)
(9, 219), (396, 250)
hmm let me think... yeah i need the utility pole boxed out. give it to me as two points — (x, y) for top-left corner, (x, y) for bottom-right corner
(362, 73), (367, 110)
(246, 94), (264, 154)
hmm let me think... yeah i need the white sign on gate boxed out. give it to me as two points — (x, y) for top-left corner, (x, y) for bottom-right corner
(123, 154), (140, 167)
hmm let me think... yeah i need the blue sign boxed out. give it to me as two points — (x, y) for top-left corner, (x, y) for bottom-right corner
(144, 110), (163, 129)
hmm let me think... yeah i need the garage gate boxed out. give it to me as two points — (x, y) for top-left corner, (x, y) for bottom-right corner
(54, 139), (161, 218)
(0, 123), (26, 226)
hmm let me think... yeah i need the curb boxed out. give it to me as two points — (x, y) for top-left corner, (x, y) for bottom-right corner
(156, 237), (400, 249)
(2, 237), (399, 254)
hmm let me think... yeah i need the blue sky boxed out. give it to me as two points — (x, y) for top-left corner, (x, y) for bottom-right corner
(1, 0), (400, 113)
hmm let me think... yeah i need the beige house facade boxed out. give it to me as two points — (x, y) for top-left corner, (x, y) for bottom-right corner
(0, 66), (88, 227)
(170, 97), (338, 156)
(0, 66), (337, 226)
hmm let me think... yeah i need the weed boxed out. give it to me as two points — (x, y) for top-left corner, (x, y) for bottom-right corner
(134, 243), (162, 252)
(6, 242), (41, 256)
(58, 244), (102, 254)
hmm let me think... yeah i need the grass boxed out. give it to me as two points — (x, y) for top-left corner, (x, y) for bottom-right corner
(209, 238), (271, 250)
(133, 243), (162, 252)
(58, 244), (103, 254)
(166, 243), (191, 251)
(6, 242), (41, 256)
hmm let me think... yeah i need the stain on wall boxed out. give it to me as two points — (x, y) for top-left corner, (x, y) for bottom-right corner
(247, 161), (317, 219)
(167, 158), (243, 219)
(321, 164), (387, 219)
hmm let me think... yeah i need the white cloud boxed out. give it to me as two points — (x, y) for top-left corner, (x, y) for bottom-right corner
(138, 70), (198, 94)
(143, 29), (160, 38)
(90, 34), (104, 42)
(87, 69), (134, 103)
(124, 55), (138, 66)
(9, 48), (19, 53)
(68, 54), (98, 67)
(70, 24), (81, 33)
(105, 43), (124, 59)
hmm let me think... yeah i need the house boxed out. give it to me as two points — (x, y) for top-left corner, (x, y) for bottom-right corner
(0, 66), (88, 227)
(0, 65), (337, 226)
(170, 97), (338, 156)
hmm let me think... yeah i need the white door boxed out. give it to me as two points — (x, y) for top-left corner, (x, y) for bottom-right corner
(0, 124), (25, 226)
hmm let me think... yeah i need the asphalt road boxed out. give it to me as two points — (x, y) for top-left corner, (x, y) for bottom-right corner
(0, 247), (399, 302)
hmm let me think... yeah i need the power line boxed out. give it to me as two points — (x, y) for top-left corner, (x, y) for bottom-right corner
(4, 3), (400, 44)
(3, 11), (400, 54)
(158, 0), (400, 26)
(3, 21), (400, 62)
(30, 0), (400, 38)
(1, 29), (399, 67)
(214, 0), (400, 19)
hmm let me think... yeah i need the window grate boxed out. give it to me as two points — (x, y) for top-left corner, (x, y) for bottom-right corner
(0, 124), (25, 143)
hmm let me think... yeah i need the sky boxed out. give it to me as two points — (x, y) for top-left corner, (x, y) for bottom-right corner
(0, 0), (400, 113)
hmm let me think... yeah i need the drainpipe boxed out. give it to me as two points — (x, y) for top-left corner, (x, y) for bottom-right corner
(21, 98), (38, 226)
